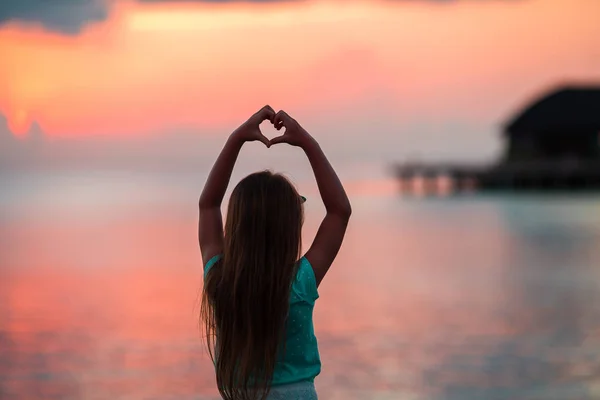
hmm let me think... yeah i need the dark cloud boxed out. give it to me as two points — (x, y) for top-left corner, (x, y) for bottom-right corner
(0, 0), (509, 35)
(0, 0), (108, 35)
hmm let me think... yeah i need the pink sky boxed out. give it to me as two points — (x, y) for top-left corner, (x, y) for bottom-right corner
(1, 0), (598, 141)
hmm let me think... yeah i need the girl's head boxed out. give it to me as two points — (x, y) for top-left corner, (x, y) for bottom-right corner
(225, 170), (304, 255)
(201, 171), (304, 400)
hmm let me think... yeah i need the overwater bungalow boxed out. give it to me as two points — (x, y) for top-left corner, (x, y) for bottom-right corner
(394, 85), (600, 196)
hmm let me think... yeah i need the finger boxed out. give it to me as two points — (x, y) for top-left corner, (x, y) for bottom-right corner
(282, 111), (292, 126)
(259, 105), (276, 122)
(265, 105), (276, 122)
(258, 132), (271, 148)
(273, 111), (282, 126)
(273, 110), (289, 128)
(275, 120), (284, 131)
(269, 135), (287, 145)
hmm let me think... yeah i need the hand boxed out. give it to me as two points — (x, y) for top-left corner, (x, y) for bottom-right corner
(231, 105), (276, 147)
(270, 110), (314, 148)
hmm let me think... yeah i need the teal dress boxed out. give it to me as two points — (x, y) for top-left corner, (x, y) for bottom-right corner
(204, 255), (321, 387)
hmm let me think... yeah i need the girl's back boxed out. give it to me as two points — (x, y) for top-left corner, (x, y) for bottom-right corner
(198, 106), (351, 400)
(205, 256), (320, 387)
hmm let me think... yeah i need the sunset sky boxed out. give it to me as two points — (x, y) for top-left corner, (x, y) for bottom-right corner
(1, 0), (599, 170)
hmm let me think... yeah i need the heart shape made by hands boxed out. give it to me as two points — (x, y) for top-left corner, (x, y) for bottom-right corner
(259, 119), (281, 142)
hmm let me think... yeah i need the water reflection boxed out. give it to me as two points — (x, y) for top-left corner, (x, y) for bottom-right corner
(314, 196), (600, 399)
(2, 193), (600, 399)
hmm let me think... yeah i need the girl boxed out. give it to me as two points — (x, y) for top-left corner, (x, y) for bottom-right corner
(199, 105), (351, 400)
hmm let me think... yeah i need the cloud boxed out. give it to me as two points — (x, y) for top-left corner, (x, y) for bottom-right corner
(0, 0), (510, 35)
(0, 0), (109, 34)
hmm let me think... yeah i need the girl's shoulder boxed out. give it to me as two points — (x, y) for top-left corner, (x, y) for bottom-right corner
(292, 257), (319, 303)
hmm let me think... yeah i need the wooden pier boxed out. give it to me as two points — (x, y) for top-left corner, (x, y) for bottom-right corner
(394, 161), (600, 196)
(394, 85), (600, 197)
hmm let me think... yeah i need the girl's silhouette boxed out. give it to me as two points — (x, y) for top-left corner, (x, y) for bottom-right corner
(199, 105), (351, 399)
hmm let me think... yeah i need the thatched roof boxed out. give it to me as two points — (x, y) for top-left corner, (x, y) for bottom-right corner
(505, 86), (600, 136)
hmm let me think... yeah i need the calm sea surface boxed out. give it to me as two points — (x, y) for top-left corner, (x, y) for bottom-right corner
(2, 171), (600, 400)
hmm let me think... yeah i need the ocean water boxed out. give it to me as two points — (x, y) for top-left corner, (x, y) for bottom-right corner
(1, 170), (600, 400)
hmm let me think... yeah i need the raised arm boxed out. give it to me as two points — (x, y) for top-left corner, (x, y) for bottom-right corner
(198, 105), (275, 265)
(270, 111), (352, 286)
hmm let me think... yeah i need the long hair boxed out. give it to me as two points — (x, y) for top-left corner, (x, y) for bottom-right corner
(200, 170), (304, 400)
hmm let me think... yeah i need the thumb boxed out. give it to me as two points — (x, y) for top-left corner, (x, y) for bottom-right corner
(269, 135), (287, 146)
(258, 133), (271, 148)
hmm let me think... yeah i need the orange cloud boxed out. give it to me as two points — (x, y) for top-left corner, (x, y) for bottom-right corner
(0, 0), (598, 138)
